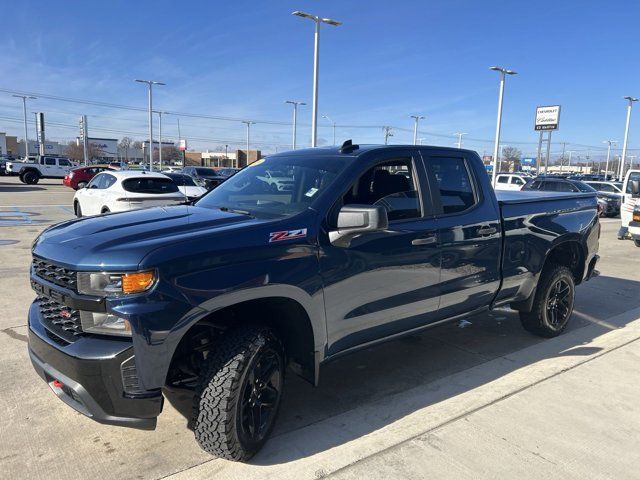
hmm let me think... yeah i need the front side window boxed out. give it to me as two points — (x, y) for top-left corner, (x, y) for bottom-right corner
(626, 172), (640, 193)
(429, 157), (477, 214)
(340, 159), (421, 222)
(497, 175), (509, 184)
(102, 174), (117, 189)
(88, 173), (105, 189)
(123, 177), (179, 194)
(196, 155), (349, 218)
(512, 177), (525, 185)
(58, 159), (70, 166)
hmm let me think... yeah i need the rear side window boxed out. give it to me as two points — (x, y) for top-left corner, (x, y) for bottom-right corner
(123, 177), (179, 194)
(45, 157), (56, 165)
(429, 157), (477, 214)
(102, 174), (117, 189)
(497, 176), (509, 184)
(626, 172), (640, 193)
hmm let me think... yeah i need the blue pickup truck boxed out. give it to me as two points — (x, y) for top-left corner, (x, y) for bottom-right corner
(28, 143), (600, 461)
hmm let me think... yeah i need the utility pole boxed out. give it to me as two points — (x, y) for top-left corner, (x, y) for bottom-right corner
(455, 132), (467, 149)
(383, 126), (393, 145)
(410, 115), (425, 145)
(157, 111), (164, 170)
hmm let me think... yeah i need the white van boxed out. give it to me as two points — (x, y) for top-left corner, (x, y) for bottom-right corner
(621, 170), (640, 240)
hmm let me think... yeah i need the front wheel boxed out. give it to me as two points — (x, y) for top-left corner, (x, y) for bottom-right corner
(192, 326), (285, 461)
(634, 239), (640, 248)
(74, 202), (82, 218)
(520, 265), (575, 337)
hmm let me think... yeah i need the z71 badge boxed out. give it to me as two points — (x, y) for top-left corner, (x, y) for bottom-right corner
(269, 228), (307, 243)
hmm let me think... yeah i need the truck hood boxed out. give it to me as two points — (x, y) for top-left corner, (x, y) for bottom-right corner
(32, 205), (271, 270)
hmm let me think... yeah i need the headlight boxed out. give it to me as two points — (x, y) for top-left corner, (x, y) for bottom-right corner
(77, 270), (156, 296)
(80, 311), (132, 336)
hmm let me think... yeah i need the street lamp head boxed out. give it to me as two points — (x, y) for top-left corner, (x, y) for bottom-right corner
(292, 10), (316, 20)
(320, 17), (342, 26)
(285, 100), (306, 106)
(624, 96), (639, 102)
(410, 115), (425, 120)
(490, 66), (517, 75)
(12, 94), (37, 100)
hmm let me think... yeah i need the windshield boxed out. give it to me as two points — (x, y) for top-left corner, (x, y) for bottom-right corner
(165, 173), (197, 187)
(195, 155), (349, 217)
(574, 181), (596, 192)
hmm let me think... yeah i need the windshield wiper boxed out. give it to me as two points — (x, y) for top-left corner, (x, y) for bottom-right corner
(218, 206), (252, 216)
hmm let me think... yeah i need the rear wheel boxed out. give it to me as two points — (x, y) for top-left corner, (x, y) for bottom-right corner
(23, 171), (39, 184)
(520, 265), (575, 337)
(192, 326), (285, 461)
(634, 239), (640, 248)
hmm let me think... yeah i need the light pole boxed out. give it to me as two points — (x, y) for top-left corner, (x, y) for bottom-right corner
(292, 10), (342, 147)
(455, 132), (467, 149)
(12, 95), (36, 159)
(603, 140), (617, 180)
(489, 66), (517, 186)
(620, 96), (638, 180)
(135, 79), (165, 171)
(285, 100), (306, 149)
(322, 115), (336, 145)
(410, 115), (425, 145)
(242, 121), (255, 165)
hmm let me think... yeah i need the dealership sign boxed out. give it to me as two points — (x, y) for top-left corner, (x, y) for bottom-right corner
(535, 105), (561, 131)
(179, 139), (187, 152)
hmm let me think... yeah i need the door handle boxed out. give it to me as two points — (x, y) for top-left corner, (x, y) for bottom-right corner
(412, 235), (437, 246)
(477, 225), (497, 236)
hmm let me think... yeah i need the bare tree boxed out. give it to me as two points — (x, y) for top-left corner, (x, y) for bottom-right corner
(501, 146), (522, 172)
(119, 136), (133, 162)
(132, 140), (143, 149)
(64, 141), (104, 163)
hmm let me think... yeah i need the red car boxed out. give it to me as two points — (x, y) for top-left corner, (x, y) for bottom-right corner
(63, 166), (114, 190)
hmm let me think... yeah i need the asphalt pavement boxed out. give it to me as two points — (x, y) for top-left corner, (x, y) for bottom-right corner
(0, 175), (638, 480)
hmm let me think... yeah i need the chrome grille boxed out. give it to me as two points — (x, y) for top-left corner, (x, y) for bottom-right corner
(32, 258), (77, 291)
(38, 296), (84, 344)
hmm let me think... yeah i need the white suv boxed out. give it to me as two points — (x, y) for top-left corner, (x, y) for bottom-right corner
(494, 173), (531, 191)
(17, 156), (77, 184)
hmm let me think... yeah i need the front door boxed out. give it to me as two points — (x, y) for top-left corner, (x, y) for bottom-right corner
(320, 150), (442, 355)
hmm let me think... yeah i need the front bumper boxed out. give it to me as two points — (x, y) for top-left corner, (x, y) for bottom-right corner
(28, 301), (163, 430)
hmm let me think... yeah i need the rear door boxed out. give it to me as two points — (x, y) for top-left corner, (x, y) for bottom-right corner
(320, 149), (442, 354)
(421, 150), (502, 318)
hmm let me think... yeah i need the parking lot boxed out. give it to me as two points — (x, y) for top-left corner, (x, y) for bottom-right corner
(1, 176), (639, 480)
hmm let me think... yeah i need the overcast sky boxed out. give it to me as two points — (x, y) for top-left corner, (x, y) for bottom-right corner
(1, 0), (639, 160)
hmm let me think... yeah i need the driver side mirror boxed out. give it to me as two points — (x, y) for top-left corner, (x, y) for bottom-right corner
(631, 180), (640, 197)
(329, 205), (388, 247)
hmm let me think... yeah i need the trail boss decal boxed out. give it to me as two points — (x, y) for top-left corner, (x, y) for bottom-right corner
(269, 228), (307, 243)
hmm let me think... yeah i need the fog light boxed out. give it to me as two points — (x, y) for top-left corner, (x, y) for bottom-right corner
(80, 311), (132, 337)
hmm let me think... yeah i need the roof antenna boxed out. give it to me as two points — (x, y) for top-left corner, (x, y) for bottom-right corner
(339, 139), (359, 153)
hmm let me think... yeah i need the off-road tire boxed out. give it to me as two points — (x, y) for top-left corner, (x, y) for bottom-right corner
(74, 202), (82, 218)
(520, 264), (575, 338)
(192, 326), (285, 461)
(23, 171), (39, 185)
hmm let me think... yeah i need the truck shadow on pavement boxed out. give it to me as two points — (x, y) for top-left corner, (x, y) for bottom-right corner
(164, 274), (640, 466)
